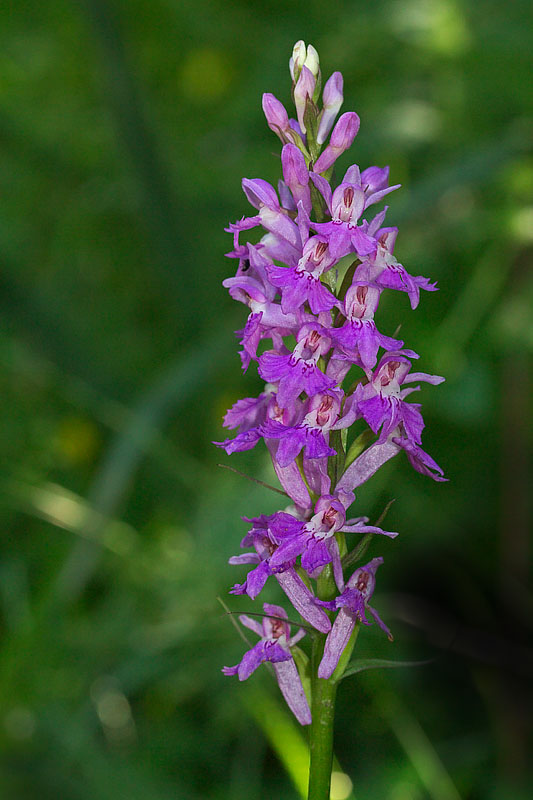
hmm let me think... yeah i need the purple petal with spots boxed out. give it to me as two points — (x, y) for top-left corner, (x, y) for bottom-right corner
(273, 659), (312, 725)
(318, 608), (356, 679)
(277, 569), (331, 633)
(336, 439), (401, 493)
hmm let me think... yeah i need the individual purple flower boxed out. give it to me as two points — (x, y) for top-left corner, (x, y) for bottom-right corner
(268, 495), (347, 587)
(223, 603), (311, 725)
(215, 390), (303, 455)
(341, 164), (401, 209)
(355, 210), (437, 309)
(266, 237), (338, 314)
(229, 513), (331, 633)
(214, 390), (272, 454)
(354, 351), (444, 444)
(312, 181), (376, 260)
(223, 246), (305, 370)
(317, 71), (343, 145)
(313, 112), (360, 173)
(258, 323), (335, 408)
(329, 283), (404, 369)
(259, 390), (342, 466)
(317, 558), (392, 679)
(269, 495), (397, 589)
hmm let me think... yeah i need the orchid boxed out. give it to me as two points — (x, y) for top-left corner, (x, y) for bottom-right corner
(216, 41), (445, 800)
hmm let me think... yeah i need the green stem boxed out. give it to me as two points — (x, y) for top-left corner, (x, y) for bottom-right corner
(307, 634), (338, 800)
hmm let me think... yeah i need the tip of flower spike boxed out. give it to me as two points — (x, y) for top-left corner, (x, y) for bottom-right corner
(290, 40), (320, 82)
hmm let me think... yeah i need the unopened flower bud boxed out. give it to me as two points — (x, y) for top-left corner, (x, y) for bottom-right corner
(304, 44), (320, 79)
(242, 178), (279, 210)
(281, 143), (311, 213)
(262, 93), (291, 141)
(317, 72), (344, 144)
(294, 65), (316, 134)
(312, 111), (360, 173)
(290, 40), (307, 81)
(290, 40), (320, 83)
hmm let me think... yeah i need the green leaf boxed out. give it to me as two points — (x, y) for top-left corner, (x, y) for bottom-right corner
(341, 656), (434, 680)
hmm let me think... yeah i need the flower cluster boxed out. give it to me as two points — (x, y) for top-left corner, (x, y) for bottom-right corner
(218, 41), (444, 725)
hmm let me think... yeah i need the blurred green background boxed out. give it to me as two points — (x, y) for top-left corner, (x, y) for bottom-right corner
(0, 0), (531, 798)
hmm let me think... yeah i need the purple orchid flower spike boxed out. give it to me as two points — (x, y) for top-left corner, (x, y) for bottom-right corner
(218, 42), (446, 746)
(223, 603), (312, 725)
(317, 558), (392, 679)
